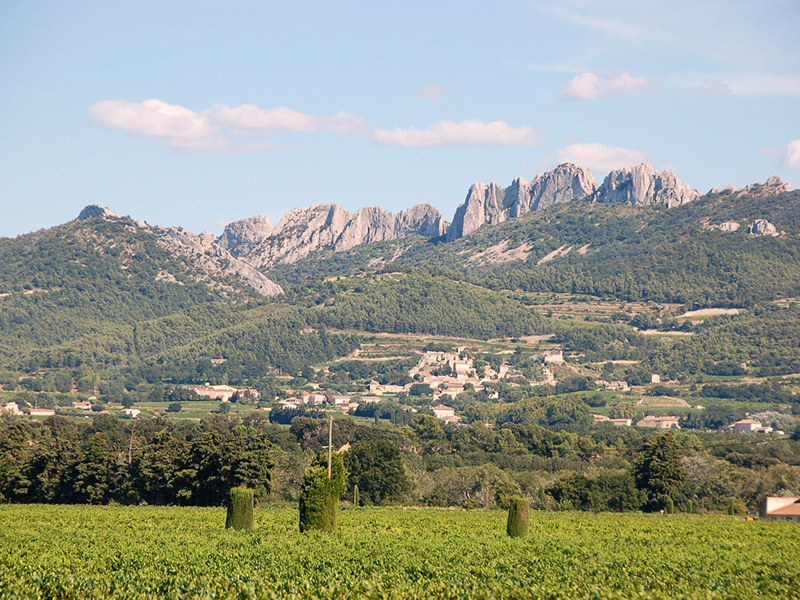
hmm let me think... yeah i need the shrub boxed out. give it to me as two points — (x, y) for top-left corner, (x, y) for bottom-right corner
(225, 488), (254, 530)
(507, 496), (529, 538)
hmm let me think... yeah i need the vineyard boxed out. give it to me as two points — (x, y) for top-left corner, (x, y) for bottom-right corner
(2, 505), (799, 599)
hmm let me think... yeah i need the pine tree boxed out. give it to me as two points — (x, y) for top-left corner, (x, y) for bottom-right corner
(225, 487), (254, 530)
(507, 496), (529, 538)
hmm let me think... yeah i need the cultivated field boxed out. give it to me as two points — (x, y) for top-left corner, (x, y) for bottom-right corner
(2, 505), (799, 599)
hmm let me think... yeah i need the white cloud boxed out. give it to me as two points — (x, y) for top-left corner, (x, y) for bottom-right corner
(209, 104), (368, 136)
(560, 72), (652, 100)
(89, 99), (220, 141)
(371, 120), (541, 147)
(550, 142), (650, 174)
(418, 84), (446, 100)
(784, 140), (800, 169)
(89, 99), (368, 152)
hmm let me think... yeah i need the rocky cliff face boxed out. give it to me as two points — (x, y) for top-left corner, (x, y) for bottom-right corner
(230, 203), (447, 267)
(153, 226), (284, 296)
(594, 164), (698, 207)
(218, 215), (275, 256)
(446, 163), (598, 241)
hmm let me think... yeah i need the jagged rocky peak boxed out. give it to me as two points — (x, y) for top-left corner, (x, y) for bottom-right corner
(218, 215), (275, 256)
(77, 205), (118, 220)
(594, 164), (698, 207)
(446, 163), (597, 241)
(237, 203), (447, 267)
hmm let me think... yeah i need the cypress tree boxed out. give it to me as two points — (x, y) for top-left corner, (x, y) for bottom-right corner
(299, 453), (347, 533)
(506, 496), (529, 538)
(225, 487), (255, 530)
(728, 498), (736, 515)
(353, 484), (360, 507)
(666, 497), (674, 514)
(538, 486), (546, 509)
(686, 500), (693, 514)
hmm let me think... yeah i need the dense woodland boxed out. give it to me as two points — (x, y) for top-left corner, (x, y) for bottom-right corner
(2, 412), (799, 513)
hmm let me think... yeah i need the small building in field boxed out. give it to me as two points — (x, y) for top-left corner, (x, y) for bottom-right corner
(543, 350), (564, 365)
(2, 402), (22, 416)
(729, 419), (775, 434)
(327, 394), (352, 407)
(609, 418), (633, 427)
(29, 408), (56, 417)
(431, 404), (455, 420)
(122, 408), (141, 419)
(193, 384), (238, 402)
(636, 415), (681, 429)
(761, 497), (800, 522)
(72, 400), (92, 410)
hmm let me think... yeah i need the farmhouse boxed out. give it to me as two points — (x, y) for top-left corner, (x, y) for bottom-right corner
(636, 415), (681, 429)
(729, 419), (774, 433)
(29, 408), (56, 417)
(327, 394), (352, 407)
(193, 384), (238, 402)
(72, 400), (92, 410)
(543, 350), (564, 364)
(2, 402), (22, 415)
(761, 497), (800, 522)
(431, 404), (455, 420)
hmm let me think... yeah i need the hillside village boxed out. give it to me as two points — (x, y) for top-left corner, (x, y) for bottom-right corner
(4, 342), (786, 438)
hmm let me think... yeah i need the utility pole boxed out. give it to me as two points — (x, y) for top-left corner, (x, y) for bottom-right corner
(127, 420), (136, 465)
(328, 414), (333, 479)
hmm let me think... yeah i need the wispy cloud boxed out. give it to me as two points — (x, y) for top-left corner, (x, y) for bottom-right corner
(371, 120), (541, 147)
(784, 140), (800, 168)
(689, 74), (800, 96)
(209, 104), (368, 136)
(544, 4), (648, 43)
(549, 142), (651, 174)
(90, 98), (368, 153)
(418, 84), (447, 100)
(560, 72), (654, 100)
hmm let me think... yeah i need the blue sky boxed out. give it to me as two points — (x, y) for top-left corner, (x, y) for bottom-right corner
(1, 0), (798, 237)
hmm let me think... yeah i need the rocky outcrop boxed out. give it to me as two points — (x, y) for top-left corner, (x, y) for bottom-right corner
(235, 203), (447, 267)
(77, 205), (118, 220)
(710, 176), (791, 196)
(594, 164), (698, 208)
(218, 215), (275, 256)
(446, 164), (597, 241)
(748, 219), (779, 237)
(154, 227), (283, 296)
